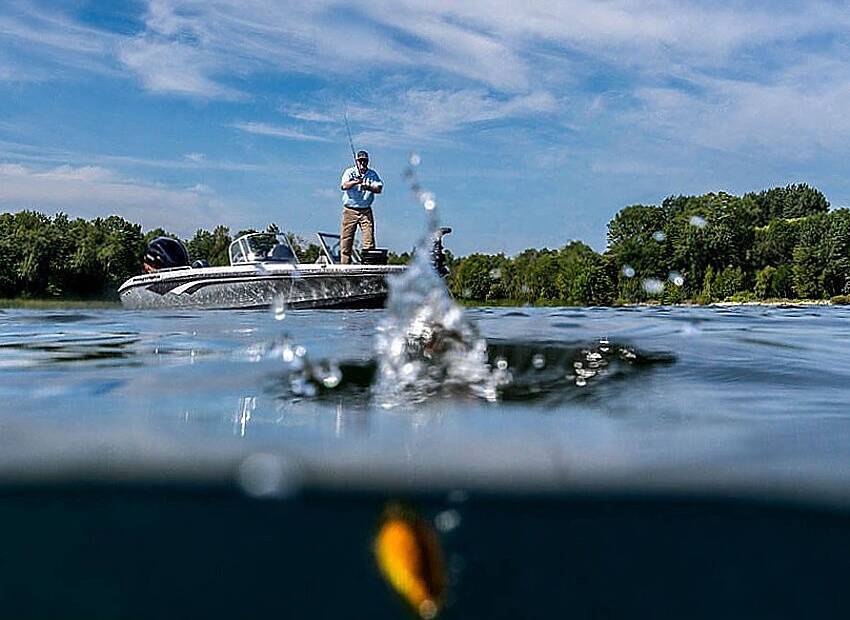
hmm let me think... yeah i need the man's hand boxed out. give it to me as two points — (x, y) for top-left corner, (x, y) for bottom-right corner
(341, 176), (363, 190)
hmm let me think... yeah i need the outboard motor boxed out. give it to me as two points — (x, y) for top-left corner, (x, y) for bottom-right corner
(432, 227), (452, 277)
(143, 236), (190, 272)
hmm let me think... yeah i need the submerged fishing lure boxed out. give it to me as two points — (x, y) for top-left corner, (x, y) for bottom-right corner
(374, 502), (447, 618)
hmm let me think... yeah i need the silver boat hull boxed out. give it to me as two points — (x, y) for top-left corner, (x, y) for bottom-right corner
(118, 265), (405, 310)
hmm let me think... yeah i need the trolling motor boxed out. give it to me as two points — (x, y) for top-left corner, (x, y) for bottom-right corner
(432, 227), (452, 277)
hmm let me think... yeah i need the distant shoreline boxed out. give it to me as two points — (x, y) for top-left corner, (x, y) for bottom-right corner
(460, 298), (843, 308)
(0, 298), (121, 309)
(2, 297), (845, 311)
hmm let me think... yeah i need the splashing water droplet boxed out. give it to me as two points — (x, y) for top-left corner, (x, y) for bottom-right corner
(652, 230), (666, 242)
(689, 215), (707, 228)
(424, 199), (436, 211)
(320, 361), (342, 388)
(272, 294), (286, 321)
(668, 271), (685, 287)
(409, 152), (421, 167)
(532, 353), (546, 370)
(622, 265), (636, 278)
(496, 358), (508, 371)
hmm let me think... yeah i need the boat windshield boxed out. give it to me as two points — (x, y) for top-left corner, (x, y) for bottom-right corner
(229, 233), (298, 265)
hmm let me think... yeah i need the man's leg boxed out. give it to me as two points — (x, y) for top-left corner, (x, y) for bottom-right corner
(340, 207), (358, 264)
(360, 208), (375, 249)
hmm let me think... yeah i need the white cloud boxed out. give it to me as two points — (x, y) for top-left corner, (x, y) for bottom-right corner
(118, 37), (243, 99)
(312, 187), (338, 199)
(279, 105), (338, 123)
(0, 2), (120, 79)
(98, 0), (850, 97)
(632, 55), (850, 158)
(0, 139), (281, 174)
(0, 162), (229, 234)
(230, 121), (332, 142)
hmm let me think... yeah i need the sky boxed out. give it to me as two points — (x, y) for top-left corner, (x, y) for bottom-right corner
(1, 0), (850, 255)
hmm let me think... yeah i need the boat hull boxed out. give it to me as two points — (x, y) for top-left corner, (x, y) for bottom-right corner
(119, 265), (404, 310)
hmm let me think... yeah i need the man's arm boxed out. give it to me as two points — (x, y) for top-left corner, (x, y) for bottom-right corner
(340, 169), (361, 190)
(365, 171), (383, 194)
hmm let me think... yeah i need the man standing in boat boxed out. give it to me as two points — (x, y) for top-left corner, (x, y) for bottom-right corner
(340, 150), (383, 264)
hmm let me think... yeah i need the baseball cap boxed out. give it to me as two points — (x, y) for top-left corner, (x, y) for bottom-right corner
(356, 150), (369, 160)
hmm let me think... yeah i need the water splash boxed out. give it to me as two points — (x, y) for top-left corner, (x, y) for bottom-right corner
(373, 239), (501, 407)
(373, 157), (505, 407)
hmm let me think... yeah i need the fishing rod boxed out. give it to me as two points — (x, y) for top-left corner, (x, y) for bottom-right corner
(343, 110), (372, 198)
(343, 111), (358, 170)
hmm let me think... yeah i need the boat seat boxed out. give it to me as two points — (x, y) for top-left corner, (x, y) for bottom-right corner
(267, 244), (296, 262)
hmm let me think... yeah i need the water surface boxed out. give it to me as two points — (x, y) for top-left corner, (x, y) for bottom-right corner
(3, 304), (850, 489)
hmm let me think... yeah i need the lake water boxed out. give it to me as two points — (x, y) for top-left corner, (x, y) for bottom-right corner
(3, 301), (850, 489)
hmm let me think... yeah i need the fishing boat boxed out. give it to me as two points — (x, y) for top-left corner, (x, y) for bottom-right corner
(119, 231), (413, 310)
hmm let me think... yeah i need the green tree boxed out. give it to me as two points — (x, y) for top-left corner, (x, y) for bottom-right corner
(746, 183), (829, 225)
(187, 226), (232, 266)
(792, 210), (850, 298)
(450, 253), (509, 301)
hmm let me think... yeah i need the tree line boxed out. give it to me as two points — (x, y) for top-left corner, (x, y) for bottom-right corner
(1, 183), (847, 304)
(448, 183), (846, 304)
(0, 215), (324, 299)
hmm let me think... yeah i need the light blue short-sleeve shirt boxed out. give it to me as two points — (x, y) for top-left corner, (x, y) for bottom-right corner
(341, 166), (383, 209)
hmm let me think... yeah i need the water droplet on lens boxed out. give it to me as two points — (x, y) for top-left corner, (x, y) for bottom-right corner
(434, 509), (461, 532)
(689, 215), (707, 228)
(238, 453), (293, 498)
(641, 278), (664, 295)
(652, 230), (666, 242)
(622, 265), (636, 278)
(668, 271), (685, 287)
(419, 600), (438, 619)
(532, 353), (546, 369)
(447, 489), (468, 503)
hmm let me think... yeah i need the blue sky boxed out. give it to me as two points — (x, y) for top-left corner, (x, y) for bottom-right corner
(1, 0), (850, 255)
